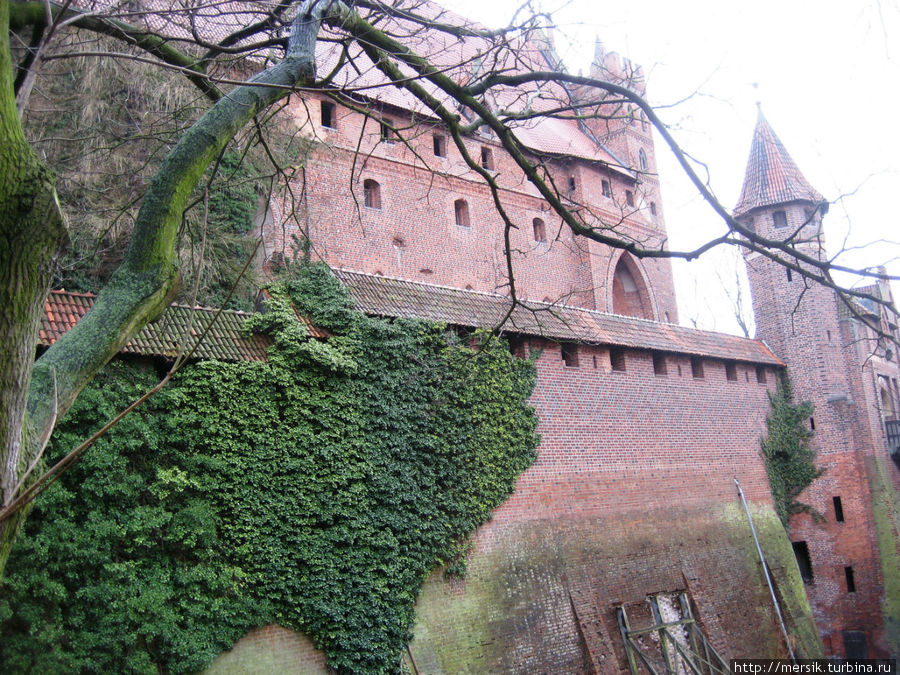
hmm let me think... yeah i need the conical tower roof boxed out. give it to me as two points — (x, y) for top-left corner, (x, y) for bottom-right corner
(733, 110), (825, 217)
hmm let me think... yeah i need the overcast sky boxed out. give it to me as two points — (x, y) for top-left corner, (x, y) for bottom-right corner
(441, 0), (900, 334)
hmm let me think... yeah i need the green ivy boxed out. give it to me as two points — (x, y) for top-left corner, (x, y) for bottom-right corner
(0, 263), (538, 674)
(762, 376), (822, 526)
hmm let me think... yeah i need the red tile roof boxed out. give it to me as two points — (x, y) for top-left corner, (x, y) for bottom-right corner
(41, 290), (272, 362)
(734, 111), (826, 217)
(334, 269), (783, 365)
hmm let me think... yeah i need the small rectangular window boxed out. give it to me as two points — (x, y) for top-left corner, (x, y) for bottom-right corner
(773, 210), (787, 228)
(602, 180), (612, 198)
(433, 134), (446, 157)
(320, 100), (336, 128)
(690, 356), (704, 379)
(833, 496), (844, 522)
(792, 541), (813, 583)
(610, 347), (626, 372)
(561, 343), (579, 368)
(725, 362), (738, 381)
(843, 631), (868, 659)
(480, 146), (494, 170)
(380, 118), (396, 142)
(756, 365), (767, 384)
(568, 176), (577, 192)
(625, 190), (635, 207)
(845, 566), (856, 593)
(650, 202), (657, 216)
(653, 353), (667, 376)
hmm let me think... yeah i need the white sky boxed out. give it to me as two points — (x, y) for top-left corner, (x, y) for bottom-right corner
(442, 0), (900, 334)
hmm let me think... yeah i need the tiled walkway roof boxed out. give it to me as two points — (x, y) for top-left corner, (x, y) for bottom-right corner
(334, 269), (783, 366)
(41, 291), (271, 362)
(734, 111), (825, 218)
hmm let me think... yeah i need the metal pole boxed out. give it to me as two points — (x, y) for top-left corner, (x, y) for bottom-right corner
(735, 478), (797, 662)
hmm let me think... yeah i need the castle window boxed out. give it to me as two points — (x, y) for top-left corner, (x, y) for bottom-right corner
(725, 361), (738, 381)
(602, 180), (612, 198)
(650, 201), (657, 217)
(380, 118), (397, 142)
(833, 496), (844, 522)
(433, 133), (446, 157)
(363, 179), (382, 209)
(610, 347), (626, 372)
(773, 210), (787, 228)
(653, 353), (667, 376)
(792, 541), (813, 583)
(561, 343), (579, 368)
(454, 199), (470, 227)
(756, 365), (767, 384)
(480, 146), (494, 170)
(638, 148), (648, 171)
(843, 631), (868, 659)
(786, 268), (793, 282)
(810, 417), (816, 430)
(568, 176), (577, 192)
(625, 190), (635, 207)
(845, 566), (856, 593)
(532, 218), (546, 242)
(690, 356), (704, 379)
(320, 100), (336, 128)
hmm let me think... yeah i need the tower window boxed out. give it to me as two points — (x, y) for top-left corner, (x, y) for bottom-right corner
(610, 347), (626, 372)
(380, 118), (397, 142)
(833, 496), (844, 522)
(561, 343), (579, 368)
(690, 356), (704, 379)
(454, 199), (470, 227)
(756, 365), (767, 384)
(320, 100), (336, 128)
(792, 541), (813, 583)
(363, 179), (381, 209)
(480, 146), (494, 170)
(433, 134), (446, 157)
(845, 566), (856, 593)
(639, 148), (648, 171)
(773, 210), (787, 228)
(602, 180), (612, 198)
(786, 268), (793, 282)
(650, 201), (657, 217)
(568, 176), (577, 192)
(532, 218), (546, 242)
(725, 361), (738, 381)
(625, 190), (635, 207)
(653, 353), (667, 376)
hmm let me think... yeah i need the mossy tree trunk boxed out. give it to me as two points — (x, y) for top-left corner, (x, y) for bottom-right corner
(0, 0), (337, 579)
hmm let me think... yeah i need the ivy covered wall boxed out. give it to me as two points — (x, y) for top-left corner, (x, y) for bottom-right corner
(0, 264), (539, 674)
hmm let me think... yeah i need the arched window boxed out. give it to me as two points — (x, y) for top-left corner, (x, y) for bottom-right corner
(612, 254), (652, 319)
(363, 179), (381, 209)
(454, 199), (470, 227)
(532, 218), (546, 242)
(638, 148), (648, 172)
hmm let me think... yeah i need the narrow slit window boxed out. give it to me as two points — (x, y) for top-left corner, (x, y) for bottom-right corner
(454, 199), (470, 228)
(690, 356), (704, 379)
(653, 353), (667, 376)
(792, 541), (813, 583)
(363, 179), (381, 209)
(480, 146), (494, 170)
(602, 180), (612, 198)
(756, 365), (767, 384)
(834, 496), (844, 522)
(639, 148), (648, 171)
(532, 218), (546, 242)
(650, 201), (657, 217)
(786, 268), (793, 282)
(433, 134), (446, 157)
(845, 566), (856, 593)
(561, 343), (579, 368)
(610, 348), (626, 372)
(568, 176), (577, 192)
(810, 417), (816, 431)
(320, 100), (336, 128)
(725, 361), (738, 381)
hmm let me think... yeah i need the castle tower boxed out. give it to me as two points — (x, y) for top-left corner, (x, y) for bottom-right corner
(737, 112), (894, 658)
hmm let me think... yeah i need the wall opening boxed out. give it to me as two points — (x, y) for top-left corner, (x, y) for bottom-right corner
(532, 218), (546, 242)
(845, 566), (856, 593)
(432, 134), (446, 157)
(756, 365), (767, 384)
(725, 361), (738, 381)
(653, 353), (667, 376)
(843, 631), (868, 659)
(610, 348), (626, 372)
(320, 100), (336, 128)
(380, 118), (397, 142)
(561, 343), (579, 368)
(612, 255), (653, 319)
(690, 357), (704, 379)
(792, 541), (813, 583)
(833, 496), (844, 522)
(454, 199), (470, 228)
(363, 179), (382, 209)
(480, 146), (494, 170)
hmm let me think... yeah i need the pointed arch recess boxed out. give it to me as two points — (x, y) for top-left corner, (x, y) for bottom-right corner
(609, 252), (656, 320)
